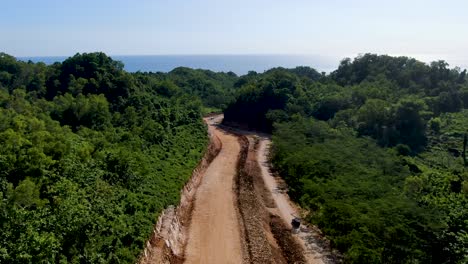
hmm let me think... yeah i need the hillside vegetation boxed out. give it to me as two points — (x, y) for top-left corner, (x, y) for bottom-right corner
(224, 54), (468, 263)
(135, 66), (238, 112)
(0, 52), (224, 263)
(1, 52), (467, 263)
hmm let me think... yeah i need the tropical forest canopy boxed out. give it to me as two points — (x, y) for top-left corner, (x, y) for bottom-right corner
(0, 52), (238, 263)
(1, 52), (467, 263)
(224, 54), (468, 263)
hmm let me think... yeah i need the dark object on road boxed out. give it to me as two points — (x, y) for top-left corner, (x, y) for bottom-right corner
(291, 218), (301, 230)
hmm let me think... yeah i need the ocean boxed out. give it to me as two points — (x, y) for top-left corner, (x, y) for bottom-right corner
(17, 55), (339, 75)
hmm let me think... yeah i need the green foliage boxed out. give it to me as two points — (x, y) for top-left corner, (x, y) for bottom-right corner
(2, 51), (467, 263)
(224, 69), (306, 130)
(272, 118), (466, 263)
(164, 67), (237, 109)
(48, 52), (134, 106)
(0, 53), (208, 263)
(128, 67), (238, 110)
(225, 54), (468, 263)
(429, 117), (442, 133)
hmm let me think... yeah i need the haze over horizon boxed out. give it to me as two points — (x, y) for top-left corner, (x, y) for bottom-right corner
(2, 0), (468, 68)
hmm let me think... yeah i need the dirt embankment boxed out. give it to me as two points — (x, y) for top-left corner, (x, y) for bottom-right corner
(233, 134), (307, 264)
(223, 123), (338, 264)
(138, 119), (222, 264)
(234, 135), (275, 263)
(257, 139), (340, 264)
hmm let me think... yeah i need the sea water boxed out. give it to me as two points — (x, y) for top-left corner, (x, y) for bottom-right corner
(18, 54), (339, 75)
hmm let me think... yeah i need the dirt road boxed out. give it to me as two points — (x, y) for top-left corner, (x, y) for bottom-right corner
(257, 139), (334, 264)
(183, 117), (243, 264)
(177, 116), (334, 264)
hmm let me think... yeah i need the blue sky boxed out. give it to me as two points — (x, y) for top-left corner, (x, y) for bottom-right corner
(1, 0), (467, 66)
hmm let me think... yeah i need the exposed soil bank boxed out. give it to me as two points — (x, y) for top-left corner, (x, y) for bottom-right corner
(234, 135), (277, 263)
(234, 134), (307, 264)
(138, 117), (222, 264)
(257, 139), (340, 264)
(221, 123), (338, 264)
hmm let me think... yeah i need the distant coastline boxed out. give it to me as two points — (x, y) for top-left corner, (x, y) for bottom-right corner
(17, 54), (338, 75)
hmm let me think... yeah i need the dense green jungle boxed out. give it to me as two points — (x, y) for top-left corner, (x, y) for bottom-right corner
(224, 54), (468, 263)
(1, 52), (467, 263)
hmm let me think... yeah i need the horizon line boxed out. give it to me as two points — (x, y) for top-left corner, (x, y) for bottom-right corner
(15, 53), (338, 58)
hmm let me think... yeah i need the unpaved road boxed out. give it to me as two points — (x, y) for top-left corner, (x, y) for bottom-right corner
(258, 139), (330, 264)
(184, 117), (243, 264)
(182, 116), (333, 264)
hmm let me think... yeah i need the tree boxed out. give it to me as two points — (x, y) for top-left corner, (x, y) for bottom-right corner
(356, 99), (391, 145)
(12, 178), (45, 209)
(392, 98), (429, 150)
(463, 133), (467, 166)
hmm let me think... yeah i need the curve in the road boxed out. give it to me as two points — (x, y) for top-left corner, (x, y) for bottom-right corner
(183, 121), (243, 264)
